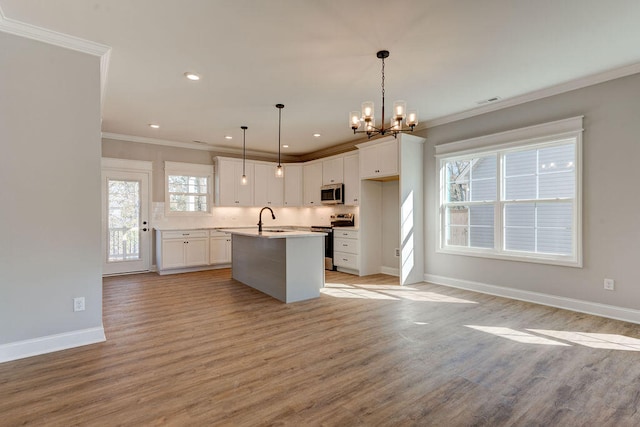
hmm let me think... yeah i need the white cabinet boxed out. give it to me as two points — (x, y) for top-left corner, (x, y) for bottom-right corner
(303, 161), (323, 206)
(359, 139), (398, 179)
(215, 157), (254, 206)
(334, 229), (359, 273)
(322, 157), (344, 185)
(210, 230), (232, 264)
(283, 164), (303, 207)
(254, 163), (284, 207)
(157, 230), (209, 271)
(343, 153), (360, 206)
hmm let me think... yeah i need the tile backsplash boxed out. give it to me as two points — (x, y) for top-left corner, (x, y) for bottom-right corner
(152, 203), (358, 229)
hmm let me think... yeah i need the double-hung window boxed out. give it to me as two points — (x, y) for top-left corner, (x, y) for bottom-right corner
(437, 117), (583, 267)
(165, 161), (213, 215)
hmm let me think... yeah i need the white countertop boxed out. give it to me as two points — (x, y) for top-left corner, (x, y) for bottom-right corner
(220, 228), (325, 238)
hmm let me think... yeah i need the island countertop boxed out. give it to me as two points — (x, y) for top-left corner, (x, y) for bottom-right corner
(219, 228), (325, 238)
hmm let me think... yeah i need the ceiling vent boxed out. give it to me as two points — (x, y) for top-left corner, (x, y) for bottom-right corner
(477, 96), (502, 105)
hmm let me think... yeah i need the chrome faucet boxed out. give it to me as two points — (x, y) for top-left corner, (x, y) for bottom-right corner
(258, 207), (276, 233)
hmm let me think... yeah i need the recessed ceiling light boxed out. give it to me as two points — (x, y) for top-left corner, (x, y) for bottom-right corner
(149, 124), (160, 129)
(224, 135), (233, 140)
(184, 72), (200, 81)
(282, 145), (289, 148)
(313, 133), (321, 137)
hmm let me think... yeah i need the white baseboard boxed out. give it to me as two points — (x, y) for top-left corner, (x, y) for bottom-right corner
(0, 326), (106, 363)
(157, 264), (231, 276)
(424, 274), (640, 324)
(380, 266), (400, 277)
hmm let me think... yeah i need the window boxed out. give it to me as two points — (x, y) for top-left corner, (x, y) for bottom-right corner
(436, 117), (582, 267)
(165, 161), (213, 215)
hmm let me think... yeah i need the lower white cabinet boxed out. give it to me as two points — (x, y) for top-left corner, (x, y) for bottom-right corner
(333, 229), (359, 273)
(157, 230), (209, 271)
(210, 231), (232, 264)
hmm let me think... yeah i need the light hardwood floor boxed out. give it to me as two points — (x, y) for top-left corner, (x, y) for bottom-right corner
(2, 269), (640, 426)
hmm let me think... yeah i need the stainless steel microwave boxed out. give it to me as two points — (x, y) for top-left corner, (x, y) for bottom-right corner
(321, 183), (344, 205)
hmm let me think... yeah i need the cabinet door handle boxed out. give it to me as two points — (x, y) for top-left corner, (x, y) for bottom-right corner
(142, 228), (148, 232)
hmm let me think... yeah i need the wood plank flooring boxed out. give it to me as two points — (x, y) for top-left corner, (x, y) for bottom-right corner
(2, 269), (640, 426)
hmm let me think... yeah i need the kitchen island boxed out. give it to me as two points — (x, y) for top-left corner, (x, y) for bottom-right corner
(222, 229), (325, 303)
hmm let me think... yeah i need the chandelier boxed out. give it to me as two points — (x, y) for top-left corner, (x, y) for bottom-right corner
(349, 50), (418, 138)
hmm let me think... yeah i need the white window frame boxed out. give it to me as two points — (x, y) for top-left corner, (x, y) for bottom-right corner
(435, 116), (583, 267)
(164, 161), (213, 216)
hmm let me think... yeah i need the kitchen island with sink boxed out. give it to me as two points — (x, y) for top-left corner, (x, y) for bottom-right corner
(222, 228), (325, 303)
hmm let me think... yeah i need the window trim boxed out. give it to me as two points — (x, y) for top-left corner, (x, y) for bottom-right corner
(164, 161), (213, 216)
(435, 117), (583, 267)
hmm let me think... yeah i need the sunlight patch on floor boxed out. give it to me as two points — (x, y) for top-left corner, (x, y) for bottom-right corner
(527, 329), (640, 351)
(465, 325), (571, 346)
(323, 282), (477, 303)
(321, 287), (398, 300)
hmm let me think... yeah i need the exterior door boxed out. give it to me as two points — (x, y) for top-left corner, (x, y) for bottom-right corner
(102, 163), (151, 275)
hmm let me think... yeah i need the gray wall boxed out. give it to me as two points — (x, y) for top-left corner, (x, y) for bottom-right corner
(0, 33), (102, 343)
(419, 72), (640, 310)
(102, 139), (215, 202)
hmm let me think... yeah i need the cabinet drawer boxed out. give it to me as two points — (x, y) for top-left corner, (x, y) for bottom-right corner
(334, 238), (358, 254)
(334, 252), (359, 270)
(162, 230), (208, 239)
(334, 229), (358, 239)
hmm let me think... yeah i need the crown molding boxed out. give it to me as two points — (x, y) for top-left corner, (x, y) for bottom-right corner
(425, 62), (640, 128)
(102, 132), (300, 162)
(0, 5), (112, 109)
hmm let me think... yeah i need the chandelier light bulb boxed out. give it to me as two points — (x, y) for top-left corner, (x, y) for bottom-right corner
(350, 111), (361, 130)
(406, 110), (419, 127)
(275, 164), (283, 178)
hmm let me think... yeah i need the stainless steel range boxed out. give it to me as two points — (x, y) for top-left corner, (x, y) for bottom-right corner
(311, 213), (355, 270)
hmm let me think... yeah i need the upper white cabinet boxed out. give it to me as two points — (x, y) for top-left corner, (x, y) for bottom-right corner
(215, 157), (254, 206)
(359, 139), (398, 179)
(303, 162), (323, 206)
(322, 157), (344, 185)
(254, 162), (284, 207)
(283, 164), (303, 207)
(343, 153), (360, 206)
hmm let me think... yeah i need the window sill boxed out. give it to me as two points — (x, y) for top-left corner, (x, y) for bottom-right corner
(435, 246), (582, 268)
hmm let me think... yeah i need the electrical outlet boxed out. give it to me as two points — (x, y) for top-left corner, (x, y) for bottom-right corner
(395, 248), (400, 257)
(73, 297), (85, 312)
(604, 278), (615, 291)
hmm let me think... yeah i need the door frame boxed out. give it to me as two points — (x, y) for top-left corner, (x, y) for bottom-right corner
(101, 158), (153, 275)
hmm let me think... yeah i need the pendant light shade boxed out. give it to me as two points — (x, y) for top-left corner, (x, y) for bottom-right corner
(275, 104), (284, 178)
(240, 126), (248, 185)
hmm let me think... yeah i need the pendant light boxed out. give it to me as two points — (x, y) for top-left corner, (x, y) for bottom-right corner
(349, 50), (418, 138)
(275, 104), (284, 178)
(240, 126), (248, 185)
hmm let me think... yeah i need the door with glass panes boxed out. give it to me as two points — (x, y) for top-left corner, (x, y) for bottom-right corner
(102, 169), (151, 274)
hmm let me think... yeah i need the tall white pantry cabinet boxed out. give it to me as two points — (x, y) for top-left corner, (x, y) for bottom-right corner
(356, 133), (425, 285)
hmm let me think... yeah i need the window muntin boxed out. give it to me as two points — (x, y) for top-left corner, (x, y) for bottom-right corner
(164, 162), (212, 215)
(438, 134), (580, 266)
(443, 155), (497, 250)
(167, 175), (209, 212)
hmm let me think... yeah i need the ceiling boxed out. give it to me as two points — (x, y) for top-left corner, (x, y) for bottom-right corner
(2, 0), (640, 156)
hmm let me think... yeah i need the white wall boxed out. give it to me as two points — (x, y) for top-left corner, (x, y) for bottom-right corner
(420, 72), (640, 312)
(0, 33), (103, 354)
